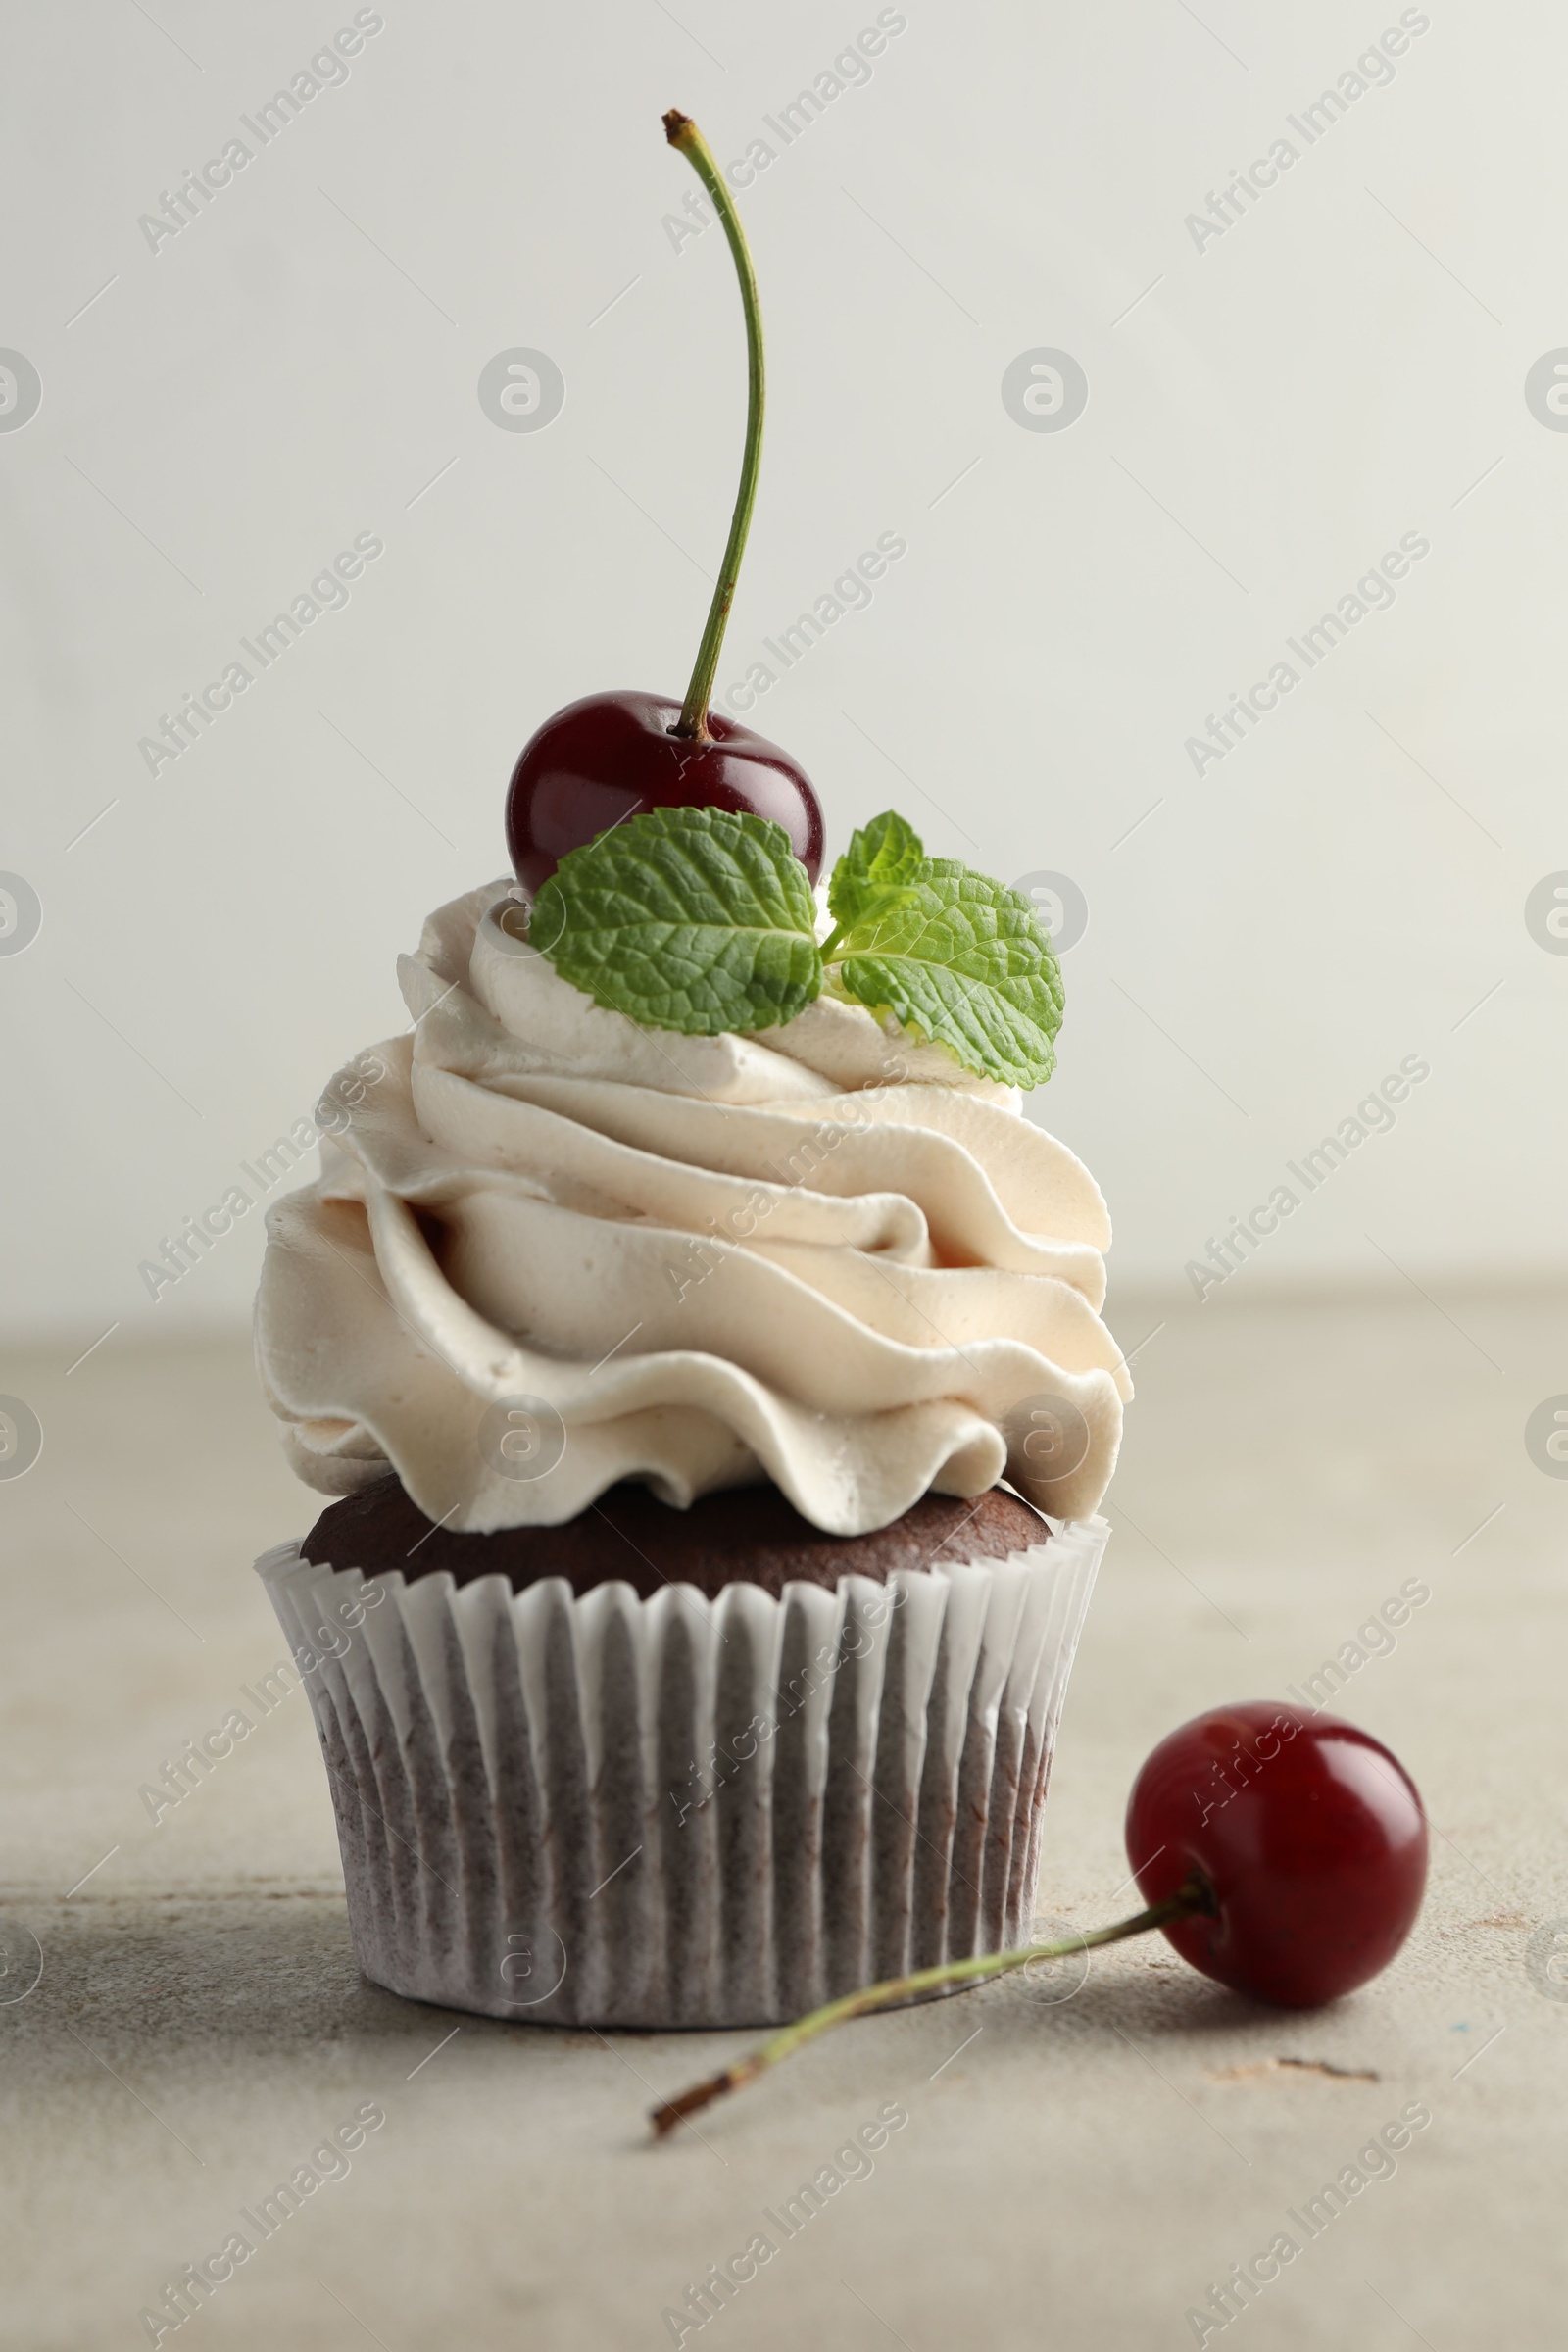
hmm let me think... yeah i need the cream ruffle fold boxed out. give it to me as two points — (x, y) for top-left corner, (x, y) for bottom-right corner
(255, 882), (1129, 1533)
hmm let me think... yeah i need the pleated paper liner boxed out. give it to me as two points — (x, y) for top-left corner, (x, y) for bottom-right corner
(256, 1514), (1106, 2029)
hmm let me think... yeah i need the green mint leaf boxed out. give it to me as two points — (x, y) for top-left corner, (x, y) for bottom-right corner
(828, 810), (926, 930)
(825, 819), (1064, 1087)
(533, 804), (822, 1035)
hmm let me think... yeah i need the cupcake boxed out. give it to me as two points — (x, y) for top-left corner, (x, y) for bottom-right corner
(252, 106), (1129, 2029)
(254, 871), (1128, 2027)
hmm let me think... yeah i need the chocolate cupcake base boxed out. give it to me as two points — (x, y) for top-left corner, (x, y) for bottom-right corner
(256, 1488), (1106, 2029)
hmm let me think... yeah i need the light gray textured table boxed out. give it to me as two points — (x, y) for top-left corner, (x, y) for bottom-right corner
(2, 1284), (1561, 2350)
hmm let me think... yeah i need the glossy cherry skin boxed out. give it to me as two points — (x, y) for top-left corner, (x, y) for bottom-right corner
(505, 689), (825, 895)
(1126, 1702), (1427, 2008)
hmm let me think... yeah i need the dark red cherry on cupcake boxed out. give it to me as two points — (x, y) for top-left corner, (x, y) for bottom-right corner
(507, 113), (824, 896)
(505, 691), (823, 896)
(1126, 1701), (1428, 2008)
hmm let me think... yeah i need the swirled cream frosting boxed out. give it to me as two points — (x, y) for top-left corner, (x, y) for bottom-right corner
(255, 880), (1130, 1534)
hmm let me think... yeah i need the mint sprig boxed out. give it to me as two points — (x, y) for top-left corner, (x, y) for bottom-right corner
(820, 808), (924, 936)
(533, 805), (1064, 1086)
(823, 818), (1064, 1088)
(532, 806), (821, 1035)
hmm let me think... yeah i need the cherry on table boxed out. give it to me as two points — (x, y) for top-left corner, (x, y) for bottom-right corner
(652, 1698), (1429, 2135)
(505, 690), (824, 895)
(1125, 1700), (1428, 2009)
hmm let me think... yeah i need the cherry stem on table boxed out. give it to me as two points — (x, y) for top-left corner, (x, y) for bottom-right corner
(650, 1872), (1214, 2140)
(663, 109), (764, 742)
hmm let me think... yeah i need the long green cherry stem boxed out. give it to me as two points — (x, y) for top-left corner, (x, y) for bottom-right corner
(662, 109), (765, 741)
(650, 1873), (1214, 2140)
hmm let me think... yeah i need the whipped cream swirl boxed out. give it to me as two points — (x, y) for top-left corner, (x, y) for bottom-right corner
(255, 881), (1130, 1534)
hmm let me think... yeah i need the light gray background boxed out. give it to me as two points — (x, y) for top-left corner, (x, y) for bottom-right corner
(4, 0), (1564, 1346)
(4, 13), (1567, 2349)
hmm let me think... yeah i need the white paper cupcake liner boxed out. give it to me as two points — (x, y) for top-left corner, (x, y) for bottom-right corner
(255, 1515), (1106, 2028)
